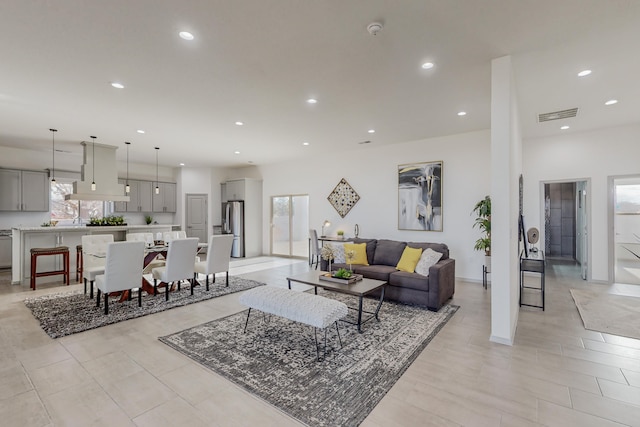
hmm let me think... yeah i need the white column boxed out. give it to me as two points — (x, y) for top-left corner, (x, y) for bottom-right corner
(490, 56), (523, 345)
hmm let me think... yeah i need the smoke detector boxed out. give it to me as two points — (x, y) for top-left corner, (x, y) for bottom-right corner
(367, 22), (383, 36)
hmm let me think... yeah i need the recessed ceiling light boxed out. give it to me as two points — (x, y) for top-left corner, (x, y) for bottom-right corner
(111, 82), (124, 89)
(306, 98), (317, 104)
(179, 163), (185, 166)
(234, 151), (240, 155)
(302, 142), (310, 146)
(421, 62), (434, 70)
(235, 121), (244, 126)
(605, 99), (618, 106)
(137, 129), (145, 134)
(179, 31), (194, 41)
(368, 129), (375, 133)
(560, 125), (570, 130)
(577, 69), (592, 77)
(457, 111), (467, 116)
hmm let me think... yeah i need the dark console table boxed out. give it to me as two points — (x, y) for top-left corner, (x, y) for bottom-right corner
(519, 250), (545, 310)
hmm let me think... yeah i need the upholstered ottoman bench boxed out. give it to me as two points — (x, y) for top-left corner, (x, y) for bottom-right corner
(239, 286), (348, 361)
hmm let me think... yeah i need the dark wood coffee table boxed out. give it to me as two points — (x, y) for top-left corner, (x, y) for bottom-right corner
(286, 271), (386, 333)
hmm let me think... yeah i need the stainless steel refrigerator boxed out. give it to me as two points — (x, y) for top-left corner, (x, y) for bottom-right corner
(222, 200), (245, 257)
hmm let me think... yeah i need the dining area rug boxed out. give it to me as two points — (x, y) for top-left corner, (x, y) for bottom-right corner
(159, 292), (458, 427)
(24, 277), (265, 338)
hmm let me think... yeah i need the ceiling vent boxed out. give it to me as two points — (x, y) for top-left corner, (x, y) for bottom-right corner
(538, 108), (578, 123)
(358, 140), (372, 145)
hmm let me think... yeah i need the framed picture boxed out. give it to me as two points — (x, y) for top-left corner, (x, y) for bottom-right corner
(398, 161), (442, 231)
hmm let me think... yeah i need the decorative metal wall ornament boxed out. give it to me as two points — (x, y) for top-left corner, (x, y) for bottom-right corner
(327, 178), (360, 218)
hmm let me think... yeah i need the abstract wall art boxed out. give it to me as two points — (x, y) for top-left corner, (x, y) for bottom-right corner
(398, 161), (442, 231)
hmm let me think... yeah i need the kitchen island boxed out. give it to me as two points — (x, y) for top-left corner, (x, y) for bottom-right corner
(11, 224), (177, 285)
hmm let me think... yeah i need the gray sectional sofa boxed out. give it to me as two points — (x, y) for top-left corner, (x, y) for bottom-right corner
(320, 238), (455, 311)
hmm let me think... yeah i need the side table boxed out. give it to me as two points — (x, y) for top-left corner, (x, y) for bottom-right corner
(482, 265), (489, 289)
(519, 250), (545, 310)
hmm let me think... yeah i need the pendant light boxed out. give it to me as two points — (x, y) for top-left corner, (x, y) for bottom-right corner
(124, 141), (131, 194)
(49, 128), (58, 183)
(154, 147), (160, 194)
(90, 135), (97, 191)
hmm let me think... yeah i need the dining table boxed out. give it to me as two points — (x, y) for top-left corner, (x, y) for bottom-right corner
(89, 242), (207, 302)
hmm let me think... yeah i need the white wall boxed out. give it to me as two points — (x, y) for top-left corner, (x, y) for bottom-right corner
(523, 122), (640, 283)
(257, 129), (491, 281)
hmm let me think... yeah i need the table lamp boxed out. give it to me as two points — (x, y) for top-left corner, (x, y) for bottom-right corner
(321, 220), (331, 237)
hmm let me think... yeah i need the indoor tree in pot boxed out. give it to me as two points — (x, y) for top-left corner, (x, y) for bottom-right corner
(472, 196), (491, 268)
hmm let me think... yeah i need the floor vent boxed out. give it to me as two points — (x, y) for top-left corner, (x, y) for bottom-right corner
(538, 108), (578, 123)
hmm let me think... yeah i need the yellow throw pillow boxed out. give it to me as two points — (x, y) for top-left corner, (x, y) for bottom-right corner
(396, 246), (423, 273)
(343, 243), (369, 265)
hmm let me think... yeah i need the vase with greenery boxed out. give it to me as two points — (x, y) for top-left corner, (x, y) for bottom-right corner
(472, 196), (491, 261)
(145, 215), (153, 225)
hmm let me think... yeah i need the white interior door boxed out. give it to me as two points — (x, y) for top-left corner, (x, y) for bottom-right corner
(186, 194), (208, 243)
(613, 177), (640, 285)
(576, 181), (588, 280)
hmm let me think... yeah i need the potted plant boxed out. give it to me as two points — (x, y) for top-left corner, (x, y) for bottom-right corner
(145, 215), (153, 225)
(336, 230), (344, 239)
(472, 196), (491, 267)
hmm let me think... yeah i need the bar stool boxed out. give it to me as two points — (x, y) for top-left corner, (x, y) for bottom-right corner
(30, 246), (70, 290)
(76, 244), (83, 282)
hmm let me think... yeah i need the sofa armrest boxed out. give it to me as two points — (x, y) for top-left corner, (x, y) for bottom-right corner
(427, 258), (455, 311)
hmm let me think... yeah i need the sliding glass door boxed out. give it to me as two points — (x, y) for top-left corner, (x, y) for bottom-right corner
(271, 195), (309, 258)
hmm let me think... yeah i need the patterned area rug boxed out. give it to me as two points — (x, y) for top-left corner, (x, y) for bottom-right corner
(24, 277), (265, 338)
(571, 288), (640, 340)
(160, 291), (458, 427)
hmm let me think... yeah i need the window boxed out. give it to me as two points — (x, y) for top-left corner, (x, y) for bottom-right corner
(51, 181), (104, 222)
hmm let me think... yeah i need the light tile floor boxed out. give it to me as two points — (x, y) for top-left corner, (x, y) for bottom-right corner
(0, 258), (639, 426)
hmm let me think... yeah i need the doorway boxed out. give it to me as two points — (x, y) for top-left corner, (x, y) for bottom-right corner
(185, 194), (208, 243)
(270, 195), (309, 258)
(611, 176), (640, 285)
(542, 180), (589, 280)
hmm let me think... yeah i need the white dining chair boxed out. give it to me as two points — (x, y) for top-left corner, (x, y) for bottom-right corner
(152, 238), (199, 301)
(95, 241), (145, 314)
(162, 230), (187, 244)
(82, 234), (114, 299)
(194, 234), (234, 290)
(127, 232), (165, 273)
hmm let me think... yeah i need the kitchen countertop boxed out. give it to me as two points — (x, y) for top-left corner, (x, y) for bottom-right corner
(13, 224), (178, 232)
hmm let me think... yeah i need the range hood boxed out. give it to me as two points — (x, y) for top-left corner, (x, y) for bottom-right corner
(65, 141), (130, 202)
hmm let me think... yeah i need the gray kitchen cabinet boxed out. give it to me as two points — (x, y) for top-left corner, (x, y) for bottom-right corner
(114, 179), (153, 212)
(0, 169), (49, 211)
(225, 179), (245, 200)
(138, 180), (153, 212)
(114, 179), (128, 212)
(0, 169), (21, 211)
(152, 182), (176, 213)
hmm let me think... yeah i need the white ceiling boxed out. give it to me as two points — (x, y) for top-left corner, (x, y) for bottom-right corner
(1, 1), (639, 168)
